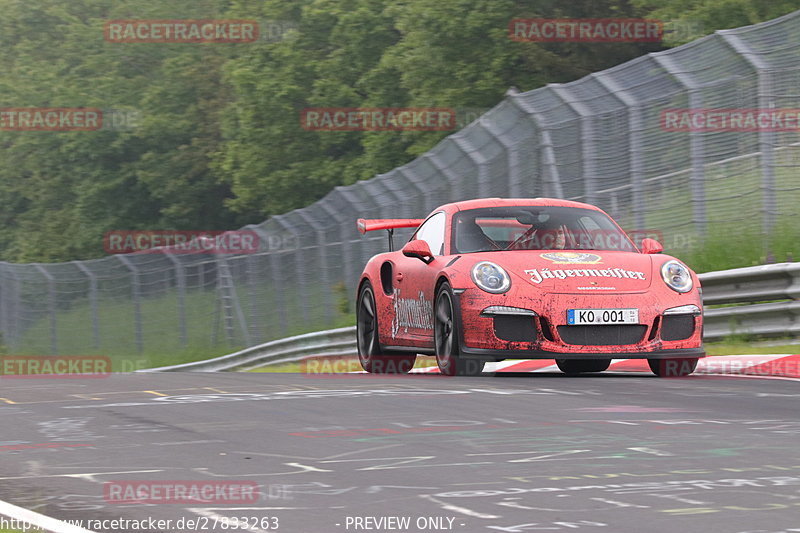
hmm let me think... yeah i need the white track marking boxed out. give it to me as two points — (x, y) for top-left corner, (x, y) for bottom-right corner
(420, 494), (499, 519)
(0, 469), (163, 482)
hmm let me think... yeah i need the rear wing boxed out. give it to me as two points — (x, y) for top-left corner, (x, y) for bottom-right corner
(357, 218), (424, 251)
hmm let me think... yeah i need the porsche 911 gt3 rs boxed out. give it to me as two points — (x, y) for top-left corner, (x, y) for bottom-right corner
(355, 198), (704, 377)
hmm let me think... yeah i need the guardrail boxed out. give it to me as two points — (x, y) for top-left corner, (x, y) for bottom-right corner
(141, 326), (357, 372)
(141, 262), (800, 372)
(700, 262), (800, 341)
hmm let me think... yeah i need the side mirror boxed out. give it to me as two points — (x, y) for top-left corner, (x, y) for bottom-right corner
(641, 237), (663, 254)
(402, 240), (434, 264)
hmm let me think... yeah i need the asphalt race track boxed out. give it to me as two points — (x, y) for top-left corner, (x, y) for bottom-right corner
(0, 371), (799, 533)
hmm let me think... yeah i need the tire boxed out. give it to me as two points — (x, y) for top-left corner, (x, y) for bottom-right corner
(356, 283), (416, 374)
(555, 359), (611, 375)
(434, 282), (485, 376)
(648, 357), (698, 377)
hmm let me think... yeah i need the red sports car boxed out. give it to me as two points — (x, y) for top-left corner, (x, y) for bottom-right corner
(355, 198), (704, 377)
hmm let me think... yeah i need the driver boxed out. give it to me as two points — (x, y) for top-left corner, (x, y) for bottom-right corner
(510, 221), (569, 250)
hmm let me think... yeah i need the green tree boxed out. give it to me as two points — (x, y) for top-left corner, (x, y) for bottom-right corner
(0, 0), (239, 261)
(633, 0), (800, 44)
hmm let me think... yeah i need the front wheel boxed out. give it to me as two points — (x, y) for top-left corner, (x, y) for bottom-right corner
(357, 283), (416, 374)
(434, 282), (484, 376)
(556, 359), (611, 375)
(648, 357), (698, 377)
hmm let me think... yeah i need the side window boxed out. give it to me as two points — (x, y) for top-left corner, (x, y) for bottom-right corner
(413, 212), (446, 255)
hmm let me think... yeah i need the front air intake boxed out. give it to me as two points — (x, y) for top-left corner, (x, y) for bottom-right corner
(557, 325), (647, 346)
(661, 315), (695, 341)
(493, 316), (537, 342)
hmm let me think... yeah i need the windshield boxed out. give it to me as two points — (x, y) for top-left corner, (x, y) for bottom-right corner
(451, 206), (637, 254)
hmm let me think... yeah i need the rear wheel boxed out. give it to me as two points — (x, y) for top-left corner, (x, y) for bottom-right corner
(357, 283), (416, 374)
(434, 282), (484, 376)
(648, 358), (698, 377)
(556, 359), (611, 375)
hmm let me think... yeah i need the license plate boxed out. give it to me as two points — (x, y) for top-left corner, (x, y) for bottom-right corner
(567, 308), (639, 325)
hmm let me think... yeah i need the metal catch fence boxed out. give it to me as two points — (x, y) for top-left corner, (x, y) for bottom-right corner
(1, 11), (799, 356)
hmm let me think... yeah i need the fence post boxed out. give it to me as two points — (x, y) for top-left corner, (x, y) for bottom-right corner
(321, 192), (358, 293)
(248, 226), (290, 339)
(453, 135), (490, 198)
(116, 255), (143, 354)
(481, 104), (525, 197)
(34, 265), (57, 354)
(162, 251), (187, 349)
(717, 31), (778, 235)
(548, 84), (597, 205)
(651, 53), (707, 237)
(0, 264), (7, 351)
(507, 95), (565, 198)
(593, 72), (646, 229)
(245, 253), (263, 344)
(73, 261), (100, 350)
(425, 152), (465, 203)
(243, 225), (270, 344)
(214, 252), (251, 347)
(272, 216), (309, 326)
(269, 251), (289, 337)
(1, 265), (21, 351)
(297, 210), (335, 326)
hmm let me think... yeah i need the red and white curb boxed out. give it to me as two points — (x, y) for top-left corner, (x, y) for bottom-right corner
(402, 354), (800, 378)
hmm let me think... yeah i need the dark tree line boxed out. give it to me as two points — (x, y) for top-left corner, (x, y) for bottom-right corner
(0, 0), (793, 261)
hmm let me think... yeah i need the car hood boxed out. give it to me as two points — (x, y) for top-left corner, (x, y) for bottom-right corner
(471, 250), (655, 293)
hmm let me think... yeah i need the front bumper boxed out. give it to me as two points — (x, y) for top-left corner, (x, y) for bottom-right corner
(458, 345), (705, 361)
(453, 289), (704, 361)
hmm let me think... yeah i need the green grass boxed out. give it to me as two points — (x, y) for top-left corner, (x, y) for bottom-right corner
(11, 280), (355, 368)
(704, 339), (800, 356)
(12, 288), (226, 356)
(140, 344), (244, 370)
(620, 149), (800, 273)
(4, 284), (250, 370)
(678, 219), (800, 274)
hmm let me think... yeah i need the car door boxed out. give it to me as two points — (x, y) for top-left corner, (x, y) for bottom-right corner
(388, 212), (446, 347)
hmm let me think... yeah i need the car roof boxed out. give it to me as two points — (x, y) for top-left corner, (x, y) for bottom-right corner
(438, 197), (603, 213)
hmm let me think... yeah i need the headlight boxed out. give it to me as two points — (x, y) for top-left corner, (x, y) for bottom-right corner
(471, 261), (511, 294)
(661, 260), (693, 293)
